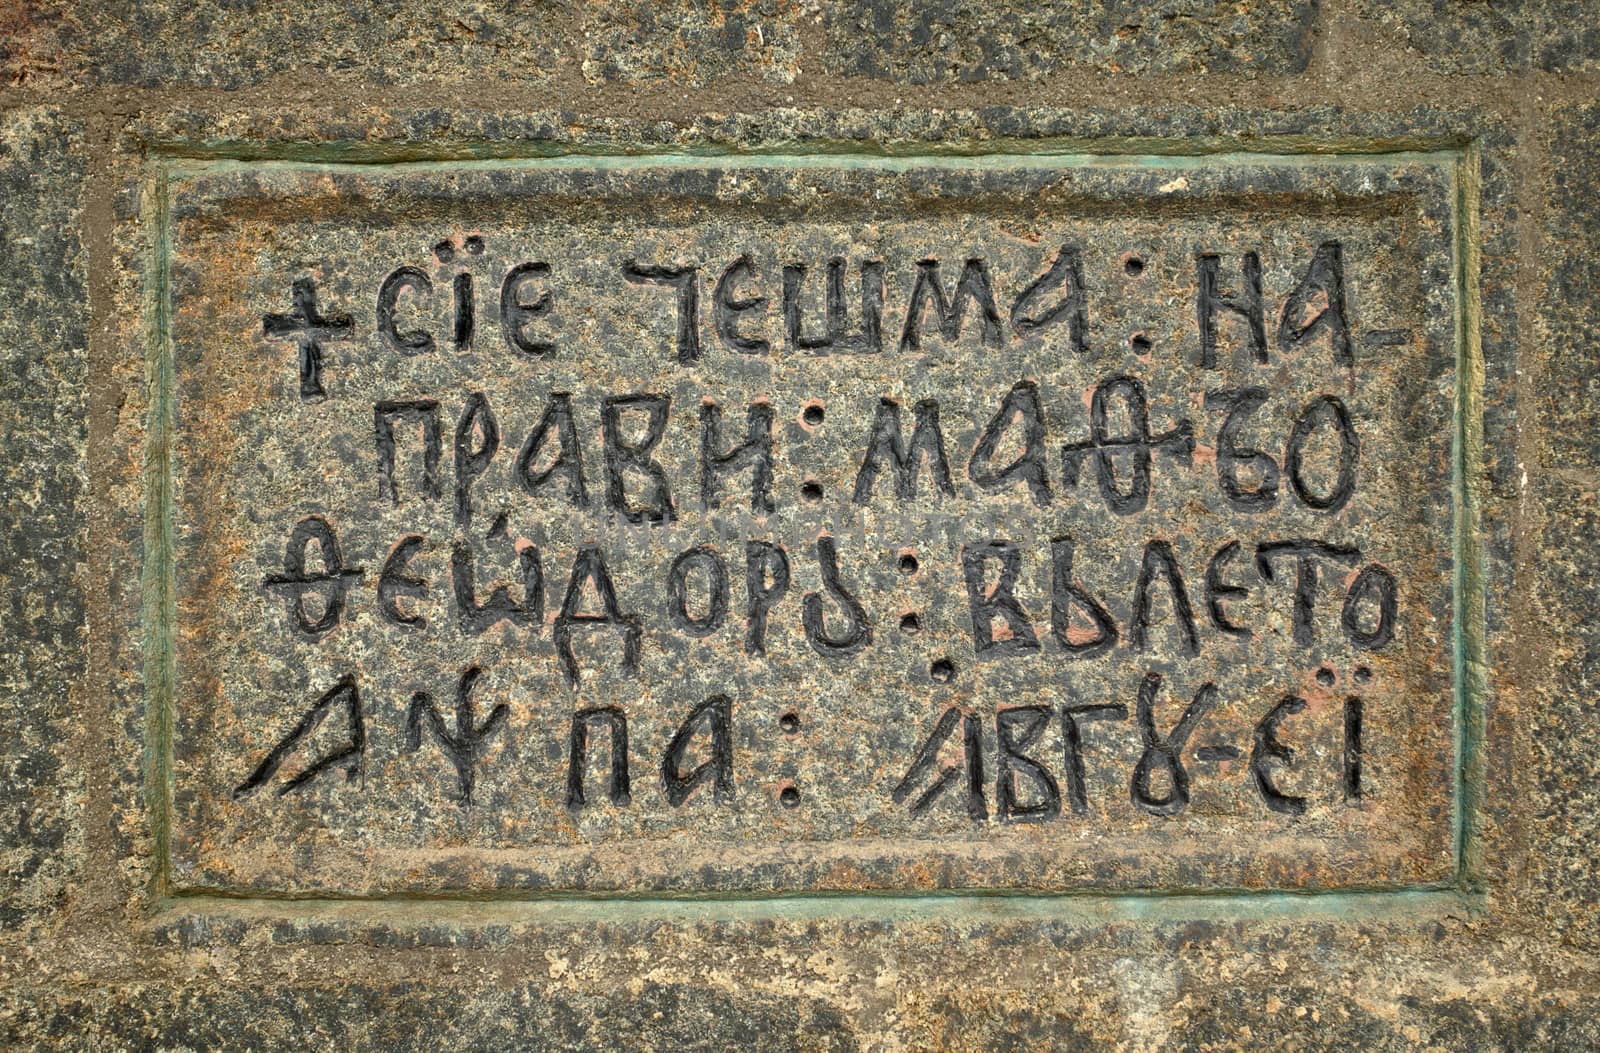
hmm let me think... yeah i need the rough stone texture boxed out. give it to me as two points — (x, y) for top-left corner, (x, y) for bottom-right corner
(1, 0), (1599, 1046)
(0, 0), (568, 90)
(0, 0), (1319, 90)
(0, 980), (863, 1052)
(1537, 105), (1600, 469)
(580, 0), (805, 85)
(7, 916), (1600, 1050)
(1528, 476), (1600, 944)
(1527, 103), (1600, 947)
(0, 109), (85, 929)
(819, 0), (1318, 81)
(1349, 0), (1600, 72)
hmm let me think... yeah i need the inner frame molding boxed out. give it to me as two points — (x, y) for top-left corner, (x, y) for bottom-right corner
(140, 143), (1484, 904)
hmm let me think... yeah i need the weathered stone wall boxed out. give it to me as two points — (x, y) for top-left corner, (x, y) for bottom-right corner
(2, 2), (1598, 1049)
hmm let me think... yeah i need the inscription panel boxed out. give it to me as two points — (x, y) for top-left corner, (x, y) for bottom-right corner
(158, 153), (1463, 896)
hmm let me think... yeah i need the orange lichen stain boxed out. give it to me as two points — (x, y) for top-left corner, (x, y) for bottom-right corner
(999, 222), (1044, 244)
(817, 861), (874, 892)
(798, 397), (825, 433)
(896, 858), (942, 889)
(1287, 289), (1330, 329)
(1063, 621), (1104, 647)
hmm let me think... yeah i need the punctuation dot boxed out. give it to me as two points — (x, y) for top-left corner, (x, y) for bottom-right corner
(802, 403), (825, 426)
(1124, 255), (1145, 277)
(433, 239), (455, 263)
(1316, 666), (1336, 687)
(898, 552), (919, 574)
(779, 711), (801, 733)
(800, 480), (824, 503)
(779, 785), (801, 808)
(464, 235), (485, 255)
(1130, 333), (1153, 354)
(1354, 666), (1373, 684)
(930, 657), (956, 683)
(900, 611), (922, 634)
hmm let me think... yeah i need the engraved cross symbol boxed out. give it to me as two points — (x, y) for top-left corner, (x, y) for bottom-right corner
(262, 276), (354, 401)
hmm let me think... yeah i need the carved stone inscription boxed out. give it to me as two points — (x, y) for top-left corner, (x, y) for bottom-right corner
(160, 154), (1462, 896)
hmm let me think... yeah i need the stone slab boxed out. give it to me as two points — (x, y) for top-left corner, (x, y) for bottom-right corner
(156, 151), (1464, 898)
(0, 25), (1581, 1037)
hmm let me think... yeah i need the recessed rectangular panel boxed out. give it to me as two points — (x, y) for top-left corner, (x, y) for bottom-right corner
(160, 153), (1462, 896)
